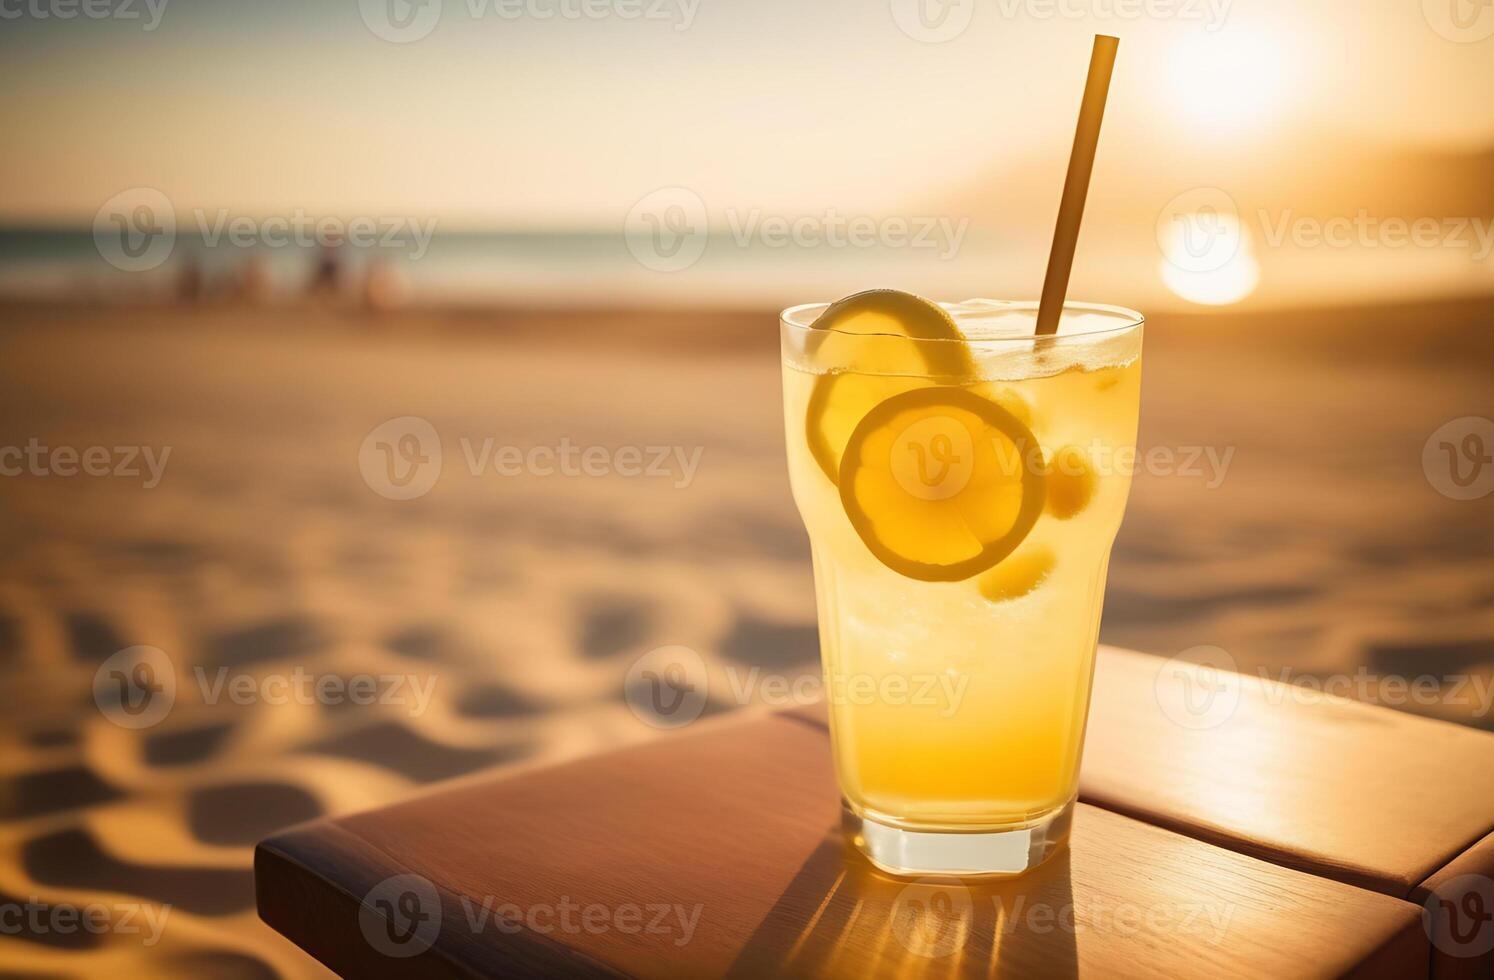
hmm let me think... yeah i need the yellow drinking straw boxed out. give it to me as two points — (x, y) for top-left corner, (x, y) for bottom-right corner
(1036, 34), (1120, 337)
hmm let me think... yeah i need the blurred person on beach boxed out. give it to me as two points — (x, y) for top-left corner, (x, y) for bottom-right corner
(175, 254), (204, 304)
(307, 235), (346, 300)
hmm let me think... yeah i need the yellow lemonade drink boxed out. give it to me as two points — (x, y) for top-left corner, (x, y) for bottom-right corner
(780, 293), (1142, 876)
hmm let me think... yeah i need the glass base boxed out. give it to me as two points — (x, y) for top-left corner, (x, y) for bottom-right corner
(845, 799), (1074, 877)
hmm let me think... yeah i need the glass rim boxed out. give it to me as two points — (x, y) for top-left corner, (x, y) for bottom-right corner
(779, 299), (1144, 346)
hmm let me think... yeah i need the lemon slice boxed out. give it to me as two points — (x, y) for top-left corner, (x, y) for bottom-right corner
(805, 290), (974, 484)
(838, 386), (1046, 582)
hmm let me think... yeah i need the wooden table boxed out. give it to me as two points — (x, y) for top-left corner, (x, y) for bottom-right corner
(256, 646), (1494, 978)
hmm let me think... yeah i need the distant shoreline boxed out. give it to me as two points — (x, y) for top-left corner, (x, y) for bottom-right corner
(2, 293), (1491, 366)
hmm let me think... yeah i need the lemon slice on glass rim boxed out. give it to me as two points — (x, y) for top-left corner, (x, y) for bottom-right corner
(838, 385), (1047, 582)
(803, 289), (975, 484)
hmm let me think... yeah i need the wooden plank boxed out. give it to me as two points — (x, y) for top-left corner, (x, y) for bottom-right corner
(258, 713), (1426, 978)
(1412, 829), (1494, 979)
(1080, 646), (1494, 898)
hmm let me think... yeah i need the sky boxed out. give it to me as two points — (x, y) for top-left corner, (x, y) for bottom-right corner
(2, 0), (1492, 225)
(2, 0), (1492, 310)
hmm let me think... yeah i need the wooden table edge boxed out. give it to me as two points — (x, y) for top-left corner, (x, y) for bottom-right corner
(255, 649), (1493, 978)
(256, 822), (628, 979)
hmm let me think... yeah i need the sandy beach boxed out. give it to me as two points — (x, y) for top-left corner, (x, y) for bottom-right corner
(1, 295), (1491, 976)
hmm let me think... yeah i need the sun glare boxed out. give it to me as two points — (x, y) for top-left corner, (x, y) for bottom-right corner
(1165, 30), (1287, 130)
(1157, 209), (1261, 305)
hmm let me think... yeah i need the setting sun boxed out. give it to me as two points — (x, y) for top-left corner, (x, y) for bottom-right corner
(1165, 29), (1289, 131)
(1157, 207), (1262, 305)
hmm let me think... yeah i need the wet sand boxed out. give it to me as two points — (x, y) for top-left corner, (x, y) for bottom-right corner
(0, 296), (1491, 976)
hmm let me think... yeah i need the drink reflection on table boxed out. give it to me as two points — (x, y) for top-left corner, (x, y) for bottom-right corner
(727, 820), (1078, 980)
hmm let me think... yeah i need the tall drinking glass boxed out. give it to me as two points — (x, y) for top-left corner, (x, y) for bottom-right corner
(780, 298), (1143, 876)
